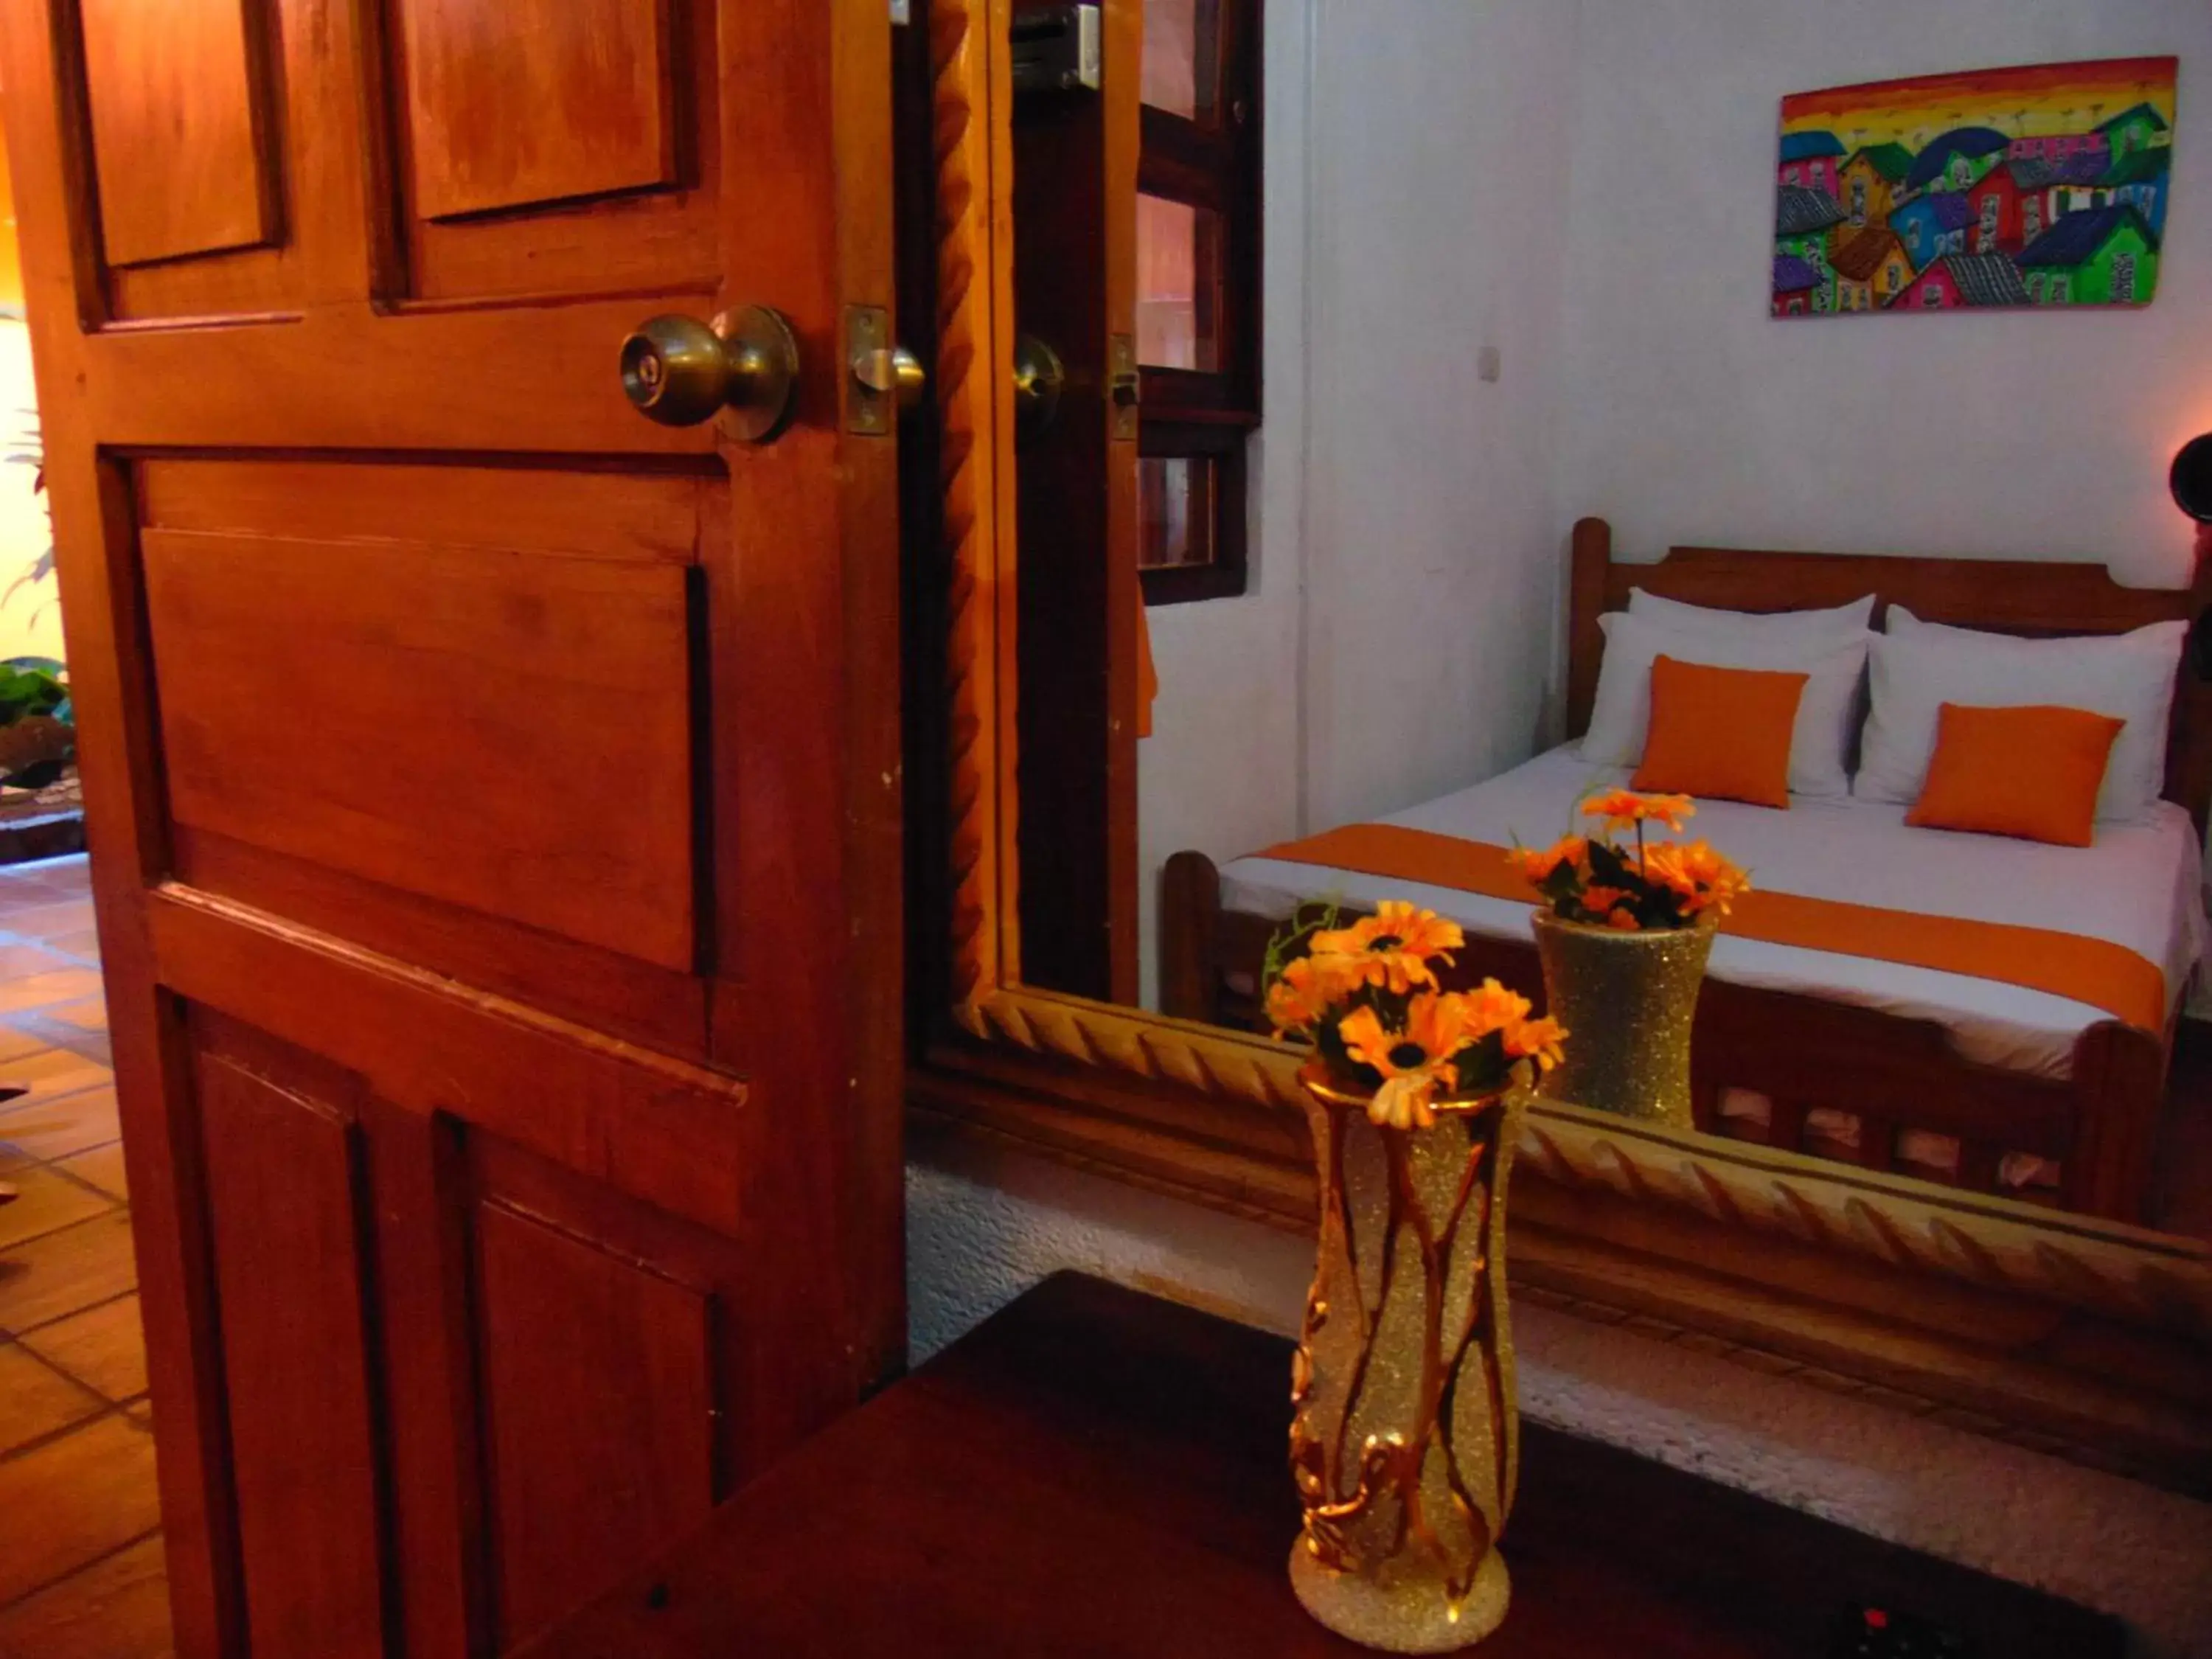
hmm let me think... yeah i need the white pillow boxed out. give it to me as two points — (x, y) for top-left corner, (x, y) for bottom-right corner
(1857, 610), (2186, 822)
(1627, 588), (1877, 649)
(1581, 611), (1871, 798)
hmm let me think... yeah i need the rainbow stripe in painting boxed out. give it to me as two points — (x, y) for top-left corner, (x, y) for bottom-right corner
(1773, 57), (2177, 318)
(1781, 58), (2177, 153)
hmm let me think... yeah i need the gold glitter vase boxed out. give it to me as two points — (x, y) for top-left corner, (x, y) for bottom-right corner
(1530, 911), (1715, 1130)
(1289, 1069), (1525, 1652)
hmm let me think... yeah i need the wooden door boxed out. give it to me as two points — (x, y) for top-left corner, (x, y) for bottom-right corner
(0, 2), (905, 1654)
(1010, 0), (1143, 1004)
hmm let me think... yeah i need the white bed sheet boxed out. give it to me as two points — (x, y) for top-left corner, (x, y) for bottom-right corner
(1218, 745), (2206, 1079)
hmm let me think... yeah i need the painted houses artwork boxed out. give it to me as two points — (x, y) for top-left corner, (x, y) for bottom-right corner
(1773, 58), (2177, 317)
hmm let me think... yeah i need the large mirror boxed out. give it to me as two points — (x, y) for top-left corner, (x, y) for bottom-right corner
(906, 0), (2212, 1496)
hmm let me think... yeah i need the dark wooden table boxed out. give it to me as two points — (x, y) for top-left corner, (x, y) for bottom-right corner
(525, 1273), (2122, 1658)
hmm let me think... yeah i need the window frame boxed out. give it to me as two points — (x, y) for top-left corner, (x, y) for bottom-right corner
(1136, 419), (1249, 604)
(1136, 0), (1262, 606)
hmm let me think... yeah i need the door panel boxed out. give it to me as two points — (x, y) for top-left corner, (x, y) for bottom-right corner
(476, 1205), (715, 1648)
(1, 0), (907, 1652)
(398, 0), (678, 220)
(386, 0), (722, 305)
(195, 1013), (387, 1659)
(88, 0), (341, 324)
(78, 0), (278, 267)
(142, 505), (702, 971)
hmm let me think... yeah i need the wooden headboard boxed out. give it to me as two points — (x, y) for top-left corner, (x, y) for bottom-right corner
(1565, 517), (2212, 831)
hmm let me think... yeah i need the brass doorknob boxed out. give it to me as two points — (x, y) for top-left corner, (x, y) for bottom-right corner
(1012, 334), (1065, 448)
(619, 305), (801, 443)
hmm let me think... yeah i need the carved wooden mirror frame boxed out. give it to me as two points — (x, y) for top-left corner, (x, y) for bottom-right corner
(902, 0), (2212, 1495)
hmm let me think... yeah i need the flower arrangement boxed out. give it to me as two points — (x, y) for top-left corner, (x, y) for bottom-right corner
(1511, 789), (1750, 932)
(1264, 900), (1566, 1130)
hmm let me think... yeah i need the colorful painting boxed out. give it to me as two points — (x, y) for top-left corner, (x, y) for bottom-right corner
(1773, 58), (2177, 317)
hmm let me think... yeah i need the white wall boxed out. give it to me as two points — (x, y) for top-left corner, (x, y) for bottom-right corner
(1136, 0), (1580, 1005)
(1135, 0), (1311, 1007)
(1559, 0), (2212, 588)
(915, 3), (2212, 1650)
(1298, 0), (1576, 821)
(0, 321), (61, 663)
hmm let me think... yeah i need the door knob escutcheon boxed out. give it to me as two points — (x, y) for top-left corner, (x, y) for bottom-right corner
(619, 305), (801, 443)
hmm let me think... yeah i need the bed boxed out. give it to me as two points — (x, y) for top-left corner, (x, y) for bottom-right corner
(1160, 519), (2212, 1222)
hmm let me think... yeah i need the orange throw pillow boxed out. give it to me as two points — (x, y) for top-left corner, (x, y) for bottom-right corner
(1907, 703), (2124, 847)
(1631, 655), (1808, 809)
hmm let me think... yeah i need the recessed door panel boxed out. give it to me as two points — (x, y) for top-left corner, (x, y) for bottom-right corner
(382, 0), (719, 303)
(397, 0), (675, 220)
(79, 0), (276, 268)
(141, 461), (703, 973)
(476, 1202), (716, 1647)
(195, 1015), (386, 1659)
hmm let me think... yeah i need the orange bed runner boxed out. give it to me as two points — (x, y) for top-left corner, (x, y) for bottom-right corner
(1255, 824), (2166, 1032)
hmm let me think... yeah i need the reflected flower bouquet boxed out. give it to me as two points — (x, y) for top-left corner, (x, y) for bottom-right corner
(1512, 790), (1750, 932)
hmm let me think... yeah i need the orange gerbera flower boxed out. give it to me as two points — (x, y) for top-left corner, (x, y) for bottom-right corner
(1604, 907), (1642, 931)
(1310, 900), (1464, 993)
(1338, 992), (1474, 1130)
(1504, 1014), (1568, 1071)
(1265, 953), (1363, 1037)
(1641, 840), (1752, 916)
(1582, 789), (1696, 835)
(1459, 977), (1534, 1034)
(1508, 834), (1588, 886)
(1579, 883), (1632, 918)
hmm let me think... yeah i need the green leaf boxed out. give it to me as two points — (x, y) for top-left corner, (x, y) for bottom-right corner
(1450, 1029), (1509, 1096)
(1586, 838), (1633, 887)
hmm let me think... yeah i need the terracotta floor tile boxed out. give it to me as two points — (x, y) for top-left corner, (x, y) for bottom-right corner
(0, 1022), (70, 1071)
(0, 1531), (170, 1659)
(43, 998), (107, 1034)
(0, 1049), (112, 1109)
(0, 1212), (138, 1335)
(0, 880), (80, 907)
(45, 930), (100, 963)
(21, 856), (89, 894)
(19, 1294), (145, 1404)
(55, 1143), (127, 1203)
(0, 1023), (58, 1067)
(0, 1089), (120, 1171)
(0, 971), (106, 1016)
(0, 901), (98, 943)
(0, 1342), (103, 1455)
(0, 1165), (116, 1250)
(0, 945), (78, 984)
(0, 1413), (161, 1604)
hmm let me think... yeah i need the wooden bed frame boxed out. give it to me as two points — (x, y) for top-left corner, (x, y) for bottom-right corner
(1161, 518), (2212, 1223)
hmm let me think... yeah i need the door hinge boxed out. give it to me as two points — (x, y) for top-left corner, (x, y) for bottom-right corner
(1011, 4), (1102, 96)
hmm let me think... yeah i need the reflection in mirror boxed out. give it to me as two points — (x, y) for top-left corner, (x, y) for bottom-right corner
(1152, 524), (2212, 1237)
(1138, 0), (1218, 120)
(987, 0), (2212, 1259)
(1136, 193), (1222, 372)
(1138, 455), (1211, 568)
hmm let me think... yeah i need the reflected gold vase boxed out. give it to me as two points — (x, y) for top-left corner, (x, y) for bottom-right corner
(1289, 1068), (1524, 1652)
(1529, 910), (1715, 1130)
